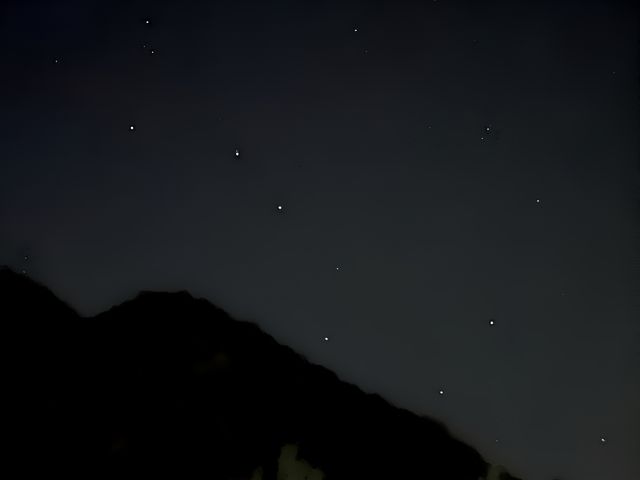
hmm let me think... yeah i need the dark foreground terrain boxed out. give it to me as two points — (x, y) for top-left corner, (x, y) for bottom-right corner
(1, 267), (522, 479)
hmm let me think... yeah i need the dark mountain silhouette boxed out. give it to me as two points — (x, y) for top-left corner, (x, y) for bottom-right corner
(1, 267), (523, 480)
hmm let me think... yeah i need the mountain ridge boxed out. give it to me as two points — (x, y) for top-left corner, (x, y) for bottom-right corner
(0, 266), (523, 480)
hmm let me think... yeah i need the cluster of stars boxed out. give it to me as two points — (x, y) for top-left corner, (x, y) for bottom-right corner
(477, 125), (543, 209)
(142, 19), (156, 54)
(23, 8), (623, 467)
(22, 7), (627, 474)
(480, 125), (492, 141)
(21, 254), (29, 275)
(118, 42), (579, 454)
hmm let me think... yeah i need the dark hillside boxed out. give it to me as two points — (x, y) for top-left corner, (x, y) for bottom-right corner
(1, 268), (522, 480)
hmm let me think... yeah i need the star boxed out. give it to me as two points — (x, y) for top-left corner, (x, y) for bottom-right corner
(335, 266), (340, 271)
(53, 58), (60, 64)
(536, 199), (541, 205)
(438, 389), (444, 395)
(354, 27), (358, 32)
(323, 337), (329, 342)
(129, 125), (136, 132)
(144, 19), (151, 25)
(600, 437), (606, 443)
(235, 148), (240, 157)
(489, 319), (495, 326)
(277, 205), (283, 211)
(150, 49), (156, 55)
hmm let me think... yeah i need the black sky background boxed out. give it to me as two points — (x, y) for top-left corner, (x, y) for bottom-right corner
(1, 1), (639, 479)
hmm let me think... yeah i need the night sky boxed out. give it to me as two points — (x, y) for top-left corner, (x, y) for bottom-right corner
(1, 1), (638, 479)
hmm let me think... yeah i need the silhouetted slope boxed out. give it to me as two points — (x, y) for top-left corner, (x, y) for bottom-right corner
(1, 267), (91, 477)
(1, 268), (523, 479)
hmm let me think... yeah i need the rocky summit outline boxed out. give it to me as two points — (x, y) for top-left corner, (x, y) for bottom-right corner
(1, 267), (523, 480)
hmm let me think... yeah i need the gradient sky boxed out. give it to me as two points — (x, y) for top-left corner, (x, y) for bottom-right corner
(1, 1), (638, 479)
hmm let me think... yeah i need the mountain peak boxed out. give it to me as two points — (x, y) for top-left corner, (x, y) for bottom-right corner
(0, 270), (523, 479)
